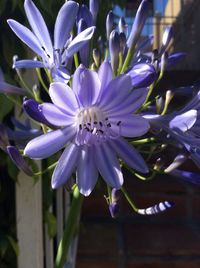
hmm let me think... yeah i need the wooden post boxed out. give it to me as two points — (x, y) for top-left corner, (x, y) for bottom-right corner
(16, 171), (44, 268)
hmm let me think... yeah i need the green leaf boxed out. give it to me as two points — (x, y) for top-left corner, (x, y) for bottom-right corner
(7, 236), (19, 257)
(0, 95), (14, 121)
(45, 211), (57, 238)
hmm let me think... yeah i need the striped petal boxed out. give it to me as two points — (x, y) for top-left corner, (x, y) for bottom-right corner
(49, 82), (79, 115)
(109, 138), (148, 173)
(7, 19), (43, 56)
(66, 27), (95, 58)
(110, 115), (149, 138)
(24, 0), (53, 56)
(137, 201), (173, 215)
(77, 145), (98, 196)
(40, 103), (75, 126)
(72, 65), (100, 106)
(54, 1), (79, 50)
(52, 143), (80, 189)
(13, 59), (44, 69)
(24, 126), (75, 159)
(95, 142), (123, 189)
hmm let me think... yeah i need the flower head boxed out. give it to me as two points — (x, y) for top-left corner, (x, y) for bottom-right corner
(24, 62), (149, 196)
(8, 0), (95, 81)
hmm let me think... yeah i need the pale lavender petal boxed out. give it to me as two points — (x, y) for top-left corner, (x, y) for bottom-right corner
(24, 126), (75, 159)
(127, 63), (157, 88)
(13, 59), (44, 69)
(40, 103), (75, 126)
(108, 88), (147, 116)
(24, 0), (53, 55)
(77, 145), (98, 196)
(7, 19), (43, 56)
(110, 115), (149, 138)
(72, 65), (100, 106)
(51, 143), (80, 189)
(49, 82), (79, 114)
(98, 61), (113, 97)
(109, 138), (149, 173)
(65, 27), (95, 58)
(169, 110), (197, 132)
(99, 74), (132, 111)
(54, 1), (79, 50)
(0, 82), (26, 95)
(95, 143), (123, 189)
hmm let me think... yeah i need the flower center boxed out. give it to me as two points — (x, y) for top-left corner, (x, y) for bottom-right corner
(75, 107), (121, 146)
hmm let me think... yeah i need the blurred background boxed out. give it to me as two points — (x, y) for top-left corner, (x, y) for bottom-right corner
(1, 0), (200, 268)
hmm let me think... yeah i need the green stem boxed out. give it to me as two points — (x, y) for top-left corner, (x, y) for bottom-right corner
(55, 185), (83, 268)
(121, 187), (138, 212)
(74, 53), (79, 69)
(36, 68), (49, 94)
(131, 137), (155, 145)
(120, 47), (134, 74)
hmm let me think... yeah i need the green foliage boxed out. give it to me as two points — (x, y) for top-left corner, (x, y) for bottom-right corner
(45, 211), (57, 238)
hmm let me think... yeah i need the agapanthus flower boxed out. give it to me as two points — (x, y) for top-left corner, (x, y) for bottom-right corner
(7, 0), (95, 81)
(24, 62), (149, 196)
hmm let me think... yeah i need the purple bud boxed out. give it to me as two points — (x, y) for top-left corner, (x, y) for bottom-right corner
(77, 5), (93, 27)
(109, 30), (120, 73)
(23, 99), (50, 125)
(118, 17), (127, 34)
(164, 154), (187, 173)
(127, 0), (150, 49)
(160, 26), (173, 55)
(111, 188), (120, 203)
(7, 146), (33, 176)
(167, 52), (186, 68)
(119, 32), (127, 52)
(171, 169), (200, 185)
(89, 0), (99, 24)
(106, 11), (114, 40)
(109, 202), (120, 218)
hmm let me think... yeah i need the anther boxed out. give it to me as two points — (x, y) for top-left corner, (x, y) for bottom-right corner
(117, 121), (121, 126)
(99, 121), (103, 127)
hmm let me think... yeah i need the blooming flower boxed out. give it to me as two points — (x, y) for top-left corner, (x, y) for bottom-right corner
(24, 62), (149, 196)
(7, 0), (95, 81)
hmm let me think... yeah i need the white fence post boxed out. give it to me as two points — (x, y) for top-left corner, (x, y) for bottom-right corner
(16, 172), (44, 268)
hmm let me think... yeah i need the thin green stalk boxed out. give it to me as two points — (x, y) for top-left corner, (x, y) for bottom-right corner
(120, 47), (134, 74)
(34, 161), (58, 176)
(55, 185), (83, 268)
(121, 187), (138, 212)
(36, 68), (49, 94)
(131, 137), (156, 145)
(74, 53), (79, 69)
(16, 70), (34, 97)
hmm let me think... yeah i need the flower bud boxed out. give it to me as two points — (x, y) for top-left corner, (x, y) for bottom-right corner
(160, 25), (173, 55)
(106, 11), (114, 40)
(92, 48), (100, 67)
(89, 0), (99, 24)
(109, 202), (120, 218)
(109, 30), (120, 74)
(7, 145), (33, 176)
(127, 0), (150, 49)
(118, 17), (127, 34)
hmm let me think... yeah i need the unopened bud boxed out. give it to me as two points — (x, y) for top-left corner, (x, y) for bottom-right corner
(106, 11), (114, 40)
(109, 30), (120, 74)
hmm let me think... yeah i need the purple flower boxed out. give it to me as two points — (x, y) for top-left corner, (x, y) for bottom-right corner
(7, 0), (95, 81)
(24, 62), (149, 196)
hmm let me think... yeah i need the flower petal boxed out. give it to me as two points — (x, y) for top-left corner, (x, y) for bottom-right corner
(54, 1), (79, 50)
(127, 63), (157, 88)
(24, 0), (53, 56)
(0, 82), (26, 95)
(72, 64), (100, 106)
(51, 143), (80, 189)
(7, 19), (43, 56)
(169, 110), (197, 132)
(13, 59), (44, 69)
(109, 138), (149, 173)
(40, 103), (75, 126)
(66, 26), (95, 58)
(98, 74), (132, 110)
(95, 142), (123, 189)
(77, 145), (98, 196)
(49, 82), (79, 115)
(108, 88), (147, 116)
(110, 115), (149, 138)
(98, 61), (113, 97)
(24, 126), (75, 159)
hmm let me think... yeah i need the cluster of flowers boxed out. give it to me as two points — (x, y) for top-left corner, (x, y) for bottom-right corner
(1, 0), (199, 218)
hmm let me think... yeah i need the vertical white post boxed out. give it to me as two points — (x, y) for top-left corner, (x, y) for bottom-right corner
(16, 172), (44, 268)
